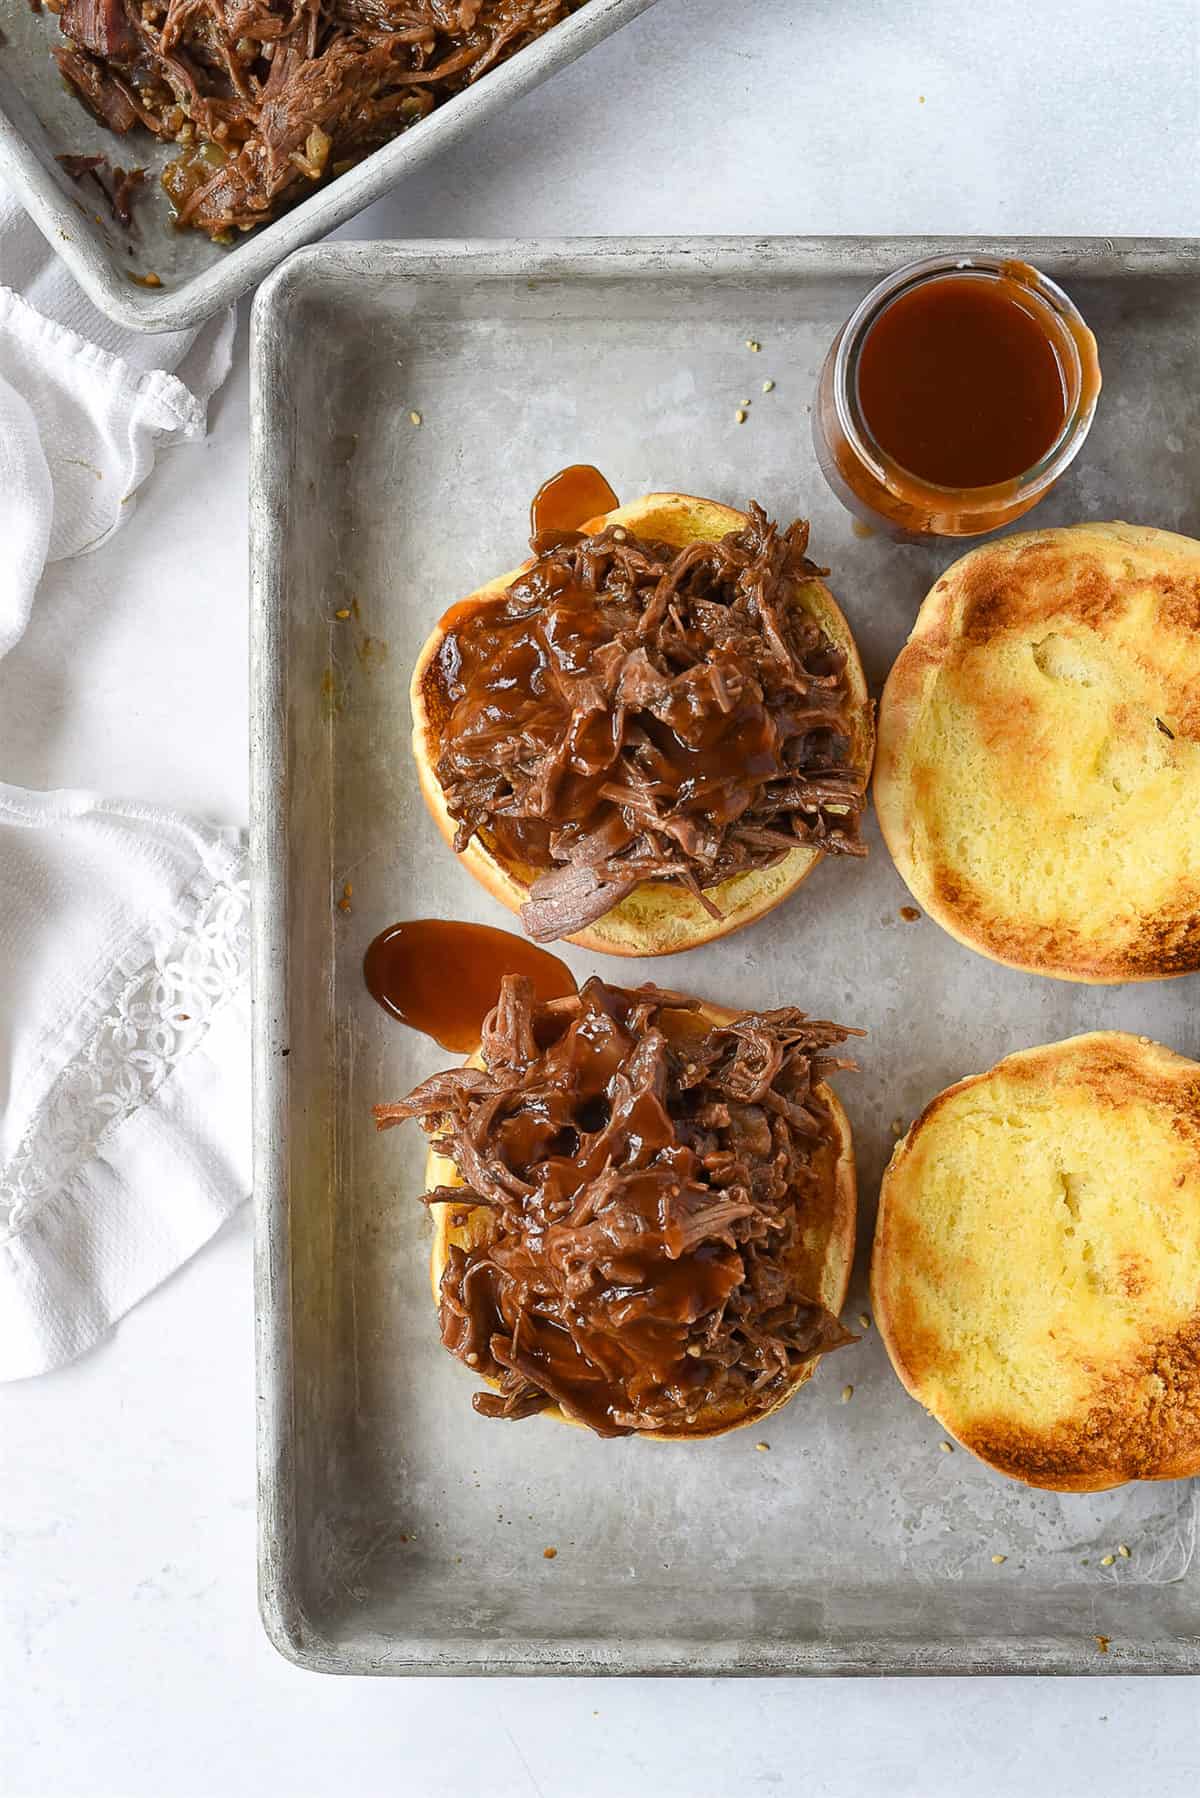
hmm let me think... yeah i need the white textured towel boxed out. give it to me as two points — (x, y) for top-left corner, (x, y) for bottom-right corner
(0, 185), (235, 659)
(0, 188), (245, 1378)
(0, 787), (250, 1380)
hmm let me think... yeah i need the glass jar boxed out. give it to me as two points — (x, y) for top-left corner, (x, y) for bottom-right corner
(813, 253), (1102, 539)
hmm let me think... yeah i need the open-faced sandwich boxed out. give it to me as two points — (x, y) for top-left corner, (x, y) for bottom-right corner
(375, 974), (860, 1439)
(411, 488), (874, 954)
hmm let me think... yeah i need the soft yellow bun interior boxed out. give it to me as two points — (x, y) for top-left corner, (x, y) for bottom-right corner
(875, 522), (1200, 982)
(872, 1030), (1200, 1490)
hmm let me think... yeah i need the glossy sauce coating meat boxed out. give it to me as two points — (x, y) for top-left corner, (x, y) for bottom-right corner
(433, 506), (867, 940)
(376, 977), (859, 1437)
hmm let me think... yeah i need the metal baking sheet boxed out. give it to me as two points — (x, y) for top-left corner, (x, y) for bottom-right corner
(0, 0), (658, 332)
(250, 237), (1200, 1675)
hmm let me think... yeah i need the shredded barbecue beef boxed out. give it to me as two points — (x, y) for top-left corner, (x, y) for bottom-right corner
(46, 0), (586, 237)
(58, 151), (147, 225)
(376, 976), (859, 1437)
(432, 505), (868, 942)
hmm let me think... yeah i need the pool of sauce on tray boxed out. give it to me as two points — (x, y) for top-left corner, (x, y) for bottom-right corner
(363, 918), (576, 1051)
(529, 463), (620, 549)
(855, 268), (1070, 488)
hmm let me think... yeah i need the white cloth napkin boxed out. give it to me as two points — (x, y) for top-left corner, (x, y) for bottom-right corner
(0, 786), (250, 1381)
(0, 186), (235, 659)
(0, 190), (245, 1379)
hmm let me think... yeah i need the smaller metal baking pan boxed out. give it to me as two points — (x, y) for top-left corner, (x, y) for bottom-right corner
(0, 0), (658, 332)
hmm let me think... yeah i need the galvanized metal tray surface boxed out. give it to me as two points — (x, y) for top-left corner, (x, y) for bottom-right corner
(0, 0), (657, 332)
(250, 236), (1200, 1675)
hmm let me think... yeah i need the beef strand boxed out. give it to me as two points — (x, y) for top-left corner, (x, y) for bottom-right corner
(58, 151), (146, 225)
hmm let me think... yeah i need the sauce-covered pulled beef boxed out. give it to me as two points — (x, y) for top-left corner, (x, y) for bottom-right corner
(433, 505), (868, 942)
(376, 976), (859, 1437)
(47, 0), (586, 238)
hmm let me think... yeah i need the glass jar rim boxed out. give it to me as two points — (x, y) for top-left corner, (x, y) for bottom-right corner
(832, 252), (1100, 510)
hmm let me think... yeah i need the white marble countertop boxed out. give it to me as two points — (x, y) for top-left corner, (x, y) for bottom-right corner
(2, 0), (1198, 1791)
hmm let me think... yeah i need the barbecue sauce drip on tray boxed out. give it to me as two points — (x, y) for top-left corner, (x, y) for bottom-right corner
(363, 919), (575, 1052)
(529, 463), (620, 551)
(855, 270), (1070, 488)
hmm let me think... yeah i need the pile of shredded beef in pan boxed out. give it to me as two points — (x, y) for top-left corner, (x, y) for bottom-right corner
(376, 976), (859, 1437)
(46, 0), (585, 237)
(433, 505), (868, 942)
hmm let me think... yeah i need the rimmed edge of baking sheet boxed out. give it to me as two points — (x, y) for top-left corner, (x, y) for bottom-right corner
(0, 0), (659, 333)
(250, 236), (1200, 1675)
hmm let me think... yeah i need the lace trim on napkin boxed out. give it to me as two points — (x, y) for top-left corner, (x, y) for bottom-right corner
(0, 868), (250, 1238)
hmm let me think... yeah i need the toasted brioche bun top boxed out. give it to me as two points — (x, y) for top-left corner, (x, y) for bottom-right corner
(425, 999), (857, 1441)
(874, 521), (1200, 983)
(872, 1031), (1200, 1491)
(411, 492), (874, 957)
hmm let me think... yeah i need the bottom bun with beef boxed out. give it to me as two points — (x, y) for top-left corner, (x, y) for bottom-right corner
(376, 975), (860, 1439)
(410, 492), (874, 956)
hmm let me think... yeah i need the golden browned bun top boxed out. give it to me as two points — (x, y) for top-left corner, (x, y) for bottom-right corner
(411, 492), (874, 957)
(872, 1031), (1200, 1491)
(377, 978), (859, 1440)
(874, 522), (1200, 983)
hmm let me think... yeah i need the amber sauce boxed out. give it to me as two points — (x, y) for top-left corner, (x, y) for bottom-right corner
(433, 981), (749, 1434)
(855, 273), (1069, 488)
(363, 918), (576, 1052)
(529, 463), (620, 545)
(433, 508), (796, 869)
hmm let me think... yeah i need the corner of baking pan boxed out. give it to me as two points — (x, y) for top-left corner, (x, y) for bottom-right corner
(0, 0), (666, 333)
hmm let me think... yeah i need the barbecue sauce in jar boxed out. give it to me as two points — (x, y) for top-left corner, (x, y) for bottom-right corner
(814, 255), (1101, 538)
(363, 918), (575, 1051)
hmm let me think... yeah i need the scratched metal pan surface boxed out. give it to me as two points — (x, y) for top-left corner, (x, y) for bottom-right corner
(0, 0), (658, 333)
(250, 237), (1200, 1675)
